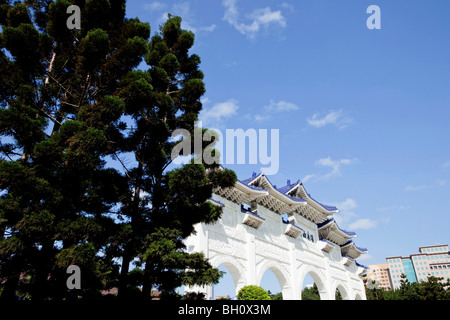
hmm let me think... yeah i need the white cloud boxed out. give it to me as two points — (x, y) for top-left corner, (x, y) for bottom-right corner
(357, 253), (372, 261)
(144, 1), (167, 11)
(315, 157), (357, 180)
(253, 114), (271, 122)
(200, 97), (210, 105)
(332, 198), (358, 229)
(199, 99), (239, 126)
(253, 99), (299, 122)
(300, 157), (357, 184)
(307, 109), (353, 129)
(281, 2), (294, 12)
(224, 61), (238, 68)
(222, 0), (287, 38)
(404, 179), (446, 192)
(265, 100), (299, 112)
(154, 2), (216, 34)
(332, 198), (377, 231)
(198, 24), (217, 32)
(335, 198), (358, 212)
(443, 161), (450, 169)
(376, 205), (409, 212)
(301, 174), (315, 183)
(348, 218), (377, 230)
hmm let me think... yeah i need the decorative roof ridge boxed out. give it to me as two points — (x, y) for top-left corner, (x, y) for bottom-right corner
(284, 180), (339, 214)
(241, 173), (306, 205)
(277, 179), (302, 195)
(237, 179), (266, 191)
(306, 192), (339, 212)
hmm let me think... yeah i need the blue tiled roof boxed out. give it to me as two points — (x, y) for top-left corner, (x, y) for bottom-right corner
(209, 198), (225, 207)
(238, 178), (266, 191)
(277, 179), (338, 212)
(278, 191), (306, 203)
(356, 245), (368, 253)
(356, 262), (369, 270)
(308, 194), (338, 212)
(276, 180), (300, 194)
(240, 175), (306, 203)
(317, 218), (357, 237)
(340, 241), (368, 253)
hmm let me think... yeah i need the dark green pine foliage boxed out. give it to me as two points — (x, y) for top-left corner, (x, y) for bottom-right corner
(0, 0), (150, 300)
(114, 15), (236, 300)
(0, 1), (236, 301)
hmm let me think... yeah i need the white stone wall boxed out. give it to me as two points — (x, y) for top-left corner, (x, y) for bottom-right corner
(185, 194), (367, 300)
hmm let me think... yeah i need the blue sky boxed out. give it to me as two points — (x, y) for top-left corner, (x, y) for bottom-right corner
(125, 0), (450, 297)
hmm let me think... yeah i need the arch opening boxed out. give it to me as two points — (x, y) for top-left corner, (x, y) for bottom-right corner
(212, 262), (244, 300)
(334, 283), (350, 300)
(257, 262), (291, 300)
(299, 270), (328, 300)
(260, 269), (283, 300)
(301, 273), (321, 300)
(335, 287), (343, 300)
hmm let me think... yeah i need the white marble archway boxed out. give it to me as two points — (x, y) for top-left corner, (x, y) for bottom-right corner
(185, 180), (368, 300)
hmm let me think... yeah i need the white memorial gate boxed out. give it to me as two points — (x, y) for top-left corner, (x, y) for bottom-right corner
(185, 172), (368, 300)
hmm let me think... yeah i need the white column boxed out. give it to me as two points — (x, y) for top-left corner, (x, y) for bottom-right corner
(288, 242), (299, 300)
(185, 224), (212, 299)
(246, 232), (257, 286)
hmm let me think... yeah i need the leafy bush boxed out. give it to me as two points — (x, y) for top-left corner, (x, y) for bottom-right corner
(237, 285), (271, 300)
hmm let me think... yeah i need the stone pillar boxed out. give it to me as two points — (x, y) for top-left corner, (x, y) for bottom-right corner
(185, 224), (213, 299)
(246, 232), (257, 286)
(288, 242), (299, 300)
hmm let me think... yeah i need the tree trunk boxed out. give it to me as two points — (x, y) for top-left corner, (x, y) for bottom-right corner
(142, 262), (153, 301)
(117, 249), (131, 300)
(0, 273), (19, 300)
(32, 240), (53, 301)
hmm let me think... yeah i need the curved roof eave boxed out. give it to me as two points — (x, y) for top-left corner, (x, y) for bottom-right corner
(240, 173), (307, 206)
(317, 218), (357, 239)
(341, 241), (368, 254)
(279, 180), (339, 214)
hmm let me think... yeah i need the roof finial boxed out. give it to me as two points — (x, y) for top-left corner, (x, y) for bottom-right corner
(252, 172), (257, 178)
(287, 179), (291, 185)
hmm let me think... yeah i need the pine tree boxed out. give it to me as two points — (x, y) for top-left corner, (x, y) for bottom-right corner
(0, 0), (150, 300)
(113, 15), (236, 300)
(301, 283), (320, 300)
(1, 2), (236, 301)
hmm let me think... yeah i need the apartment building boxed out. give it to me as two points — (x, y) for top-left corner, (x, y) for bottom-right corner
(366, 263), (392, 290)
(386, 244), (449, 290)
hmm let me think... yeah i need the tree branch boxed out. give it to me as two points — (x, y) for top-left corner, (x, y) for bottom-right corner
(114, 152), (132, 180)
